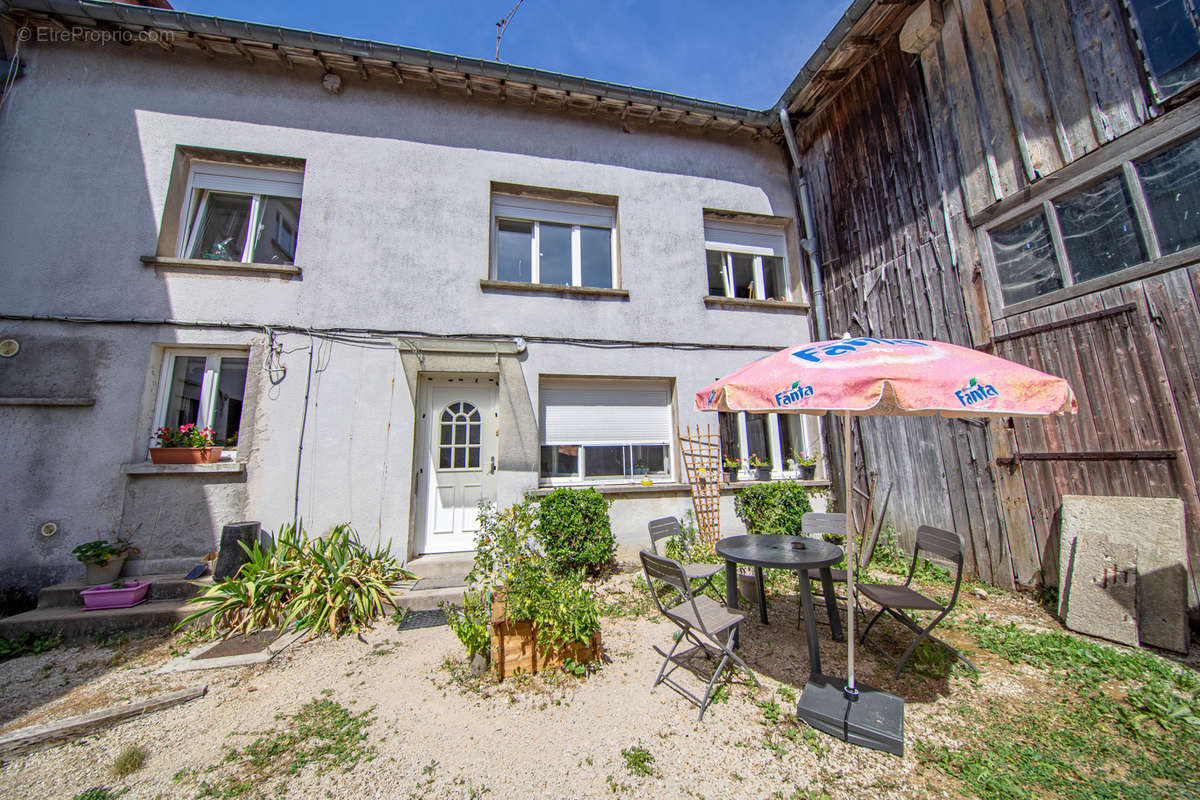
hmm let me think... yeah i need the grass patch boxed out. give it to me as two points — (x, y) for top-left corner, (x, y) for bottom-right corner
(599, 576), (658, 619)
(112, 744), (148, 777)
(620, 743), (655, 777)
(190, 698), (375, 798)
(71, 790), (122, 800)
(0, 631), (61, 661)
(917, 615), (1200, 800)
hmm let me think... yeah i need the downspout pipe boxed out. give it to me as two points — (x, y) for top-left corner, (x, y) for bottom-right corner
(778, 105), (828, 341)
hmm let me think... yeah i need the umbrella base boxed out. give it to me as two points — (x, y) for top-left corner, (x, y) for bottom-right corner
(796, 674), (904, 756)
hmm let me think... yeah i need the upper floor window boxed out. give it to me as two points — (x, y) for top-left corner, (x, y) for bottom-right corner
(491, 193), (617, 289)
(704, 219), (790, 301)
(539, 378), (672, 485)
(985, 130), (1200, 307)
(1124, 0), (1200, 101)
(152, 348), (249, 452)
(178, 163), (303, 265)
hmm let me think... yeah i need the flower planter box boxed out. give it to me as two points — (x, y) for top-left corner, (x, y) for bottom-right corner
(797, 464), (816, 480)
(490, 593), (602, 680)
(754, 467), (772, 481)
(84, 554), (128, 585)
(80, 581), (150, 610)
(149, 447), (223, 465)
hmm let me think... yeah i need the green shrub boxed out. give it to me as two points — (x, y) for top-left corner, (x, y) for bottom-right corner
(733, 482), (813, 536)
(0, 631), (62, 662)
(535, 488), (615, 576)
(443, 590), (490, 658)
(182, 522), (411, 639)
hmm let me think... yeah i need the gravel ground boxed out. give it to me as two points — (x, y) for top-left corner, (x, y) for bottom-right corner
(0, 573), (1159, 800)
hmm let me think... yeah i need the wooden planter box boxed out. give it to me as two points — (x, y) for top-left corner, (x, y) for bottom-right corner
(490, 593), (602, 681)
(149, 447), (223, 464)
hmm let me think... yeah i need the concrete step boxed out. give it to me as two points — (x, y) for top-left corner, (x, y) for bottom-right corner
(38, 575), (212, 609)
(405, 554), (473, 582)
(0, 600), (194, 642)
(389, 579), (465, 612)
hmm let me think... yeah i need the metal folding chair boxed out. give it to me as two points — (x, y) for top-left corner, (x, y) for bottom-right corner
(856, 525), (978, 679)
(647, 517), (721, 598)
(639, 550), (758, 720)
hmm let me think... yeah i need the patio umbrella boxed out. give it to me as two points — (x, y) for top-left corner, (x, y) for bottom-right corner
(695, 335), (1075, 754)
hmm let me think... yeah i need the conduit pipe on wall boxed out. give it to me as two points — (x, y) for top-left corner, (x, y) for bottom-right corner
(778, 106), (828, 342)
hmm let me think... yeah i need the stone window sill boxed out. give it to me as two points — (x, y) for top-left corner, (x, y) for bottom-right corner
(122, 461), (246, 476)
(480, 279), (630, 300)
(703, 295), (810, 312)
(141, 256), (301, 278)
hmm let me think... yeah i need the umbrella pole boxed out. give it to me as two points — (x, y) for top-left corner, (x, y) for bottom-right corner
(843, 410), (856, 696)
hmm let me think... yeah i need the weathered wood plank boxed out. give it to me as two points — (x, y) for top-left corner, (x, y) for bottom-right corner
(0, 686), (207, 756)
(959, 0), (1025, 196)
(1024, 0), (1100, 162)
(1066, 0), (1149, 142)
(987, 0), (1065, 179)
(939, 2), (997, 215)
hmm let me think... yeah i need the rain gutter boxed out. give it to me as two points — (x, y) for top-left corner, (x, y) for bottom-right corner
(0, 0), (771, 127)
(777, 105), (828, 342)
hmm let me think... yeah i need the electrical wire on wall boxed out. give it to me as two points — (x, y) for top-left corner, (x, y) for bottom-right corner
(0, 34), (23, 115)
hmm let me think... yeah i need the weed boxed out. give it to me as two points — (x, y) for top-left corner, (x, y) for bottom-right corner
(761, 734), (787, 759)
(599, 576), (657, 619)
(0, 631), (62, 661)
(451, 775), (490, 799)
(183, 698), (375, 798)
(801, 726), (830, 756)
(777, 684), (798, 704)
(93, 630), (130, 648)
(871, 526), (952, 584)
(758, 697), (783, 725)
(708, 683), (731, 705)
(112, 744), (148, 777)
(390, 607), (411, 628)
(71, 790), (122, 800)
(606, 774), (630, 794)
(620, 743), (655, 777)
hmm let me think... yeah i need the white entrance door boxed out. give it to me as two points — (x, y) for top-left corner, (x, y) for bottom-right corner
(416, 378), (498, 554)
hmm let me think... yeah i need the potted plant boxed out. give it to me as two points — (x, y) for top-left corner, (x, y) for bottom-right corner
(722, 456), (742, 484)
(748, 454), (771, 481)
(792, 450), (818, 480)
(80, 579), (150, 610)
(72, 537), (138, 585)
(150, 423), (223, 464)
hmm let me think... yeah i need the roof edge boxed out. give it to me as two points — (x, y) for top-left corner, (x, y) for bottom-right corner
(771, 0), (879, 114)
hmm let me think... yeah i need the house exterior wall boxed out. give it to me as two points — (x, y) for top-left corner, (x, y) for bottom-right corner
(0, 40), (821, 588)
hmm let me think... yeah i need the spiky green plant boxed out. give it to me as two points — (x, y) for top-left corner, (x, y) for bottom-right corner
(181, 523), (411, 639)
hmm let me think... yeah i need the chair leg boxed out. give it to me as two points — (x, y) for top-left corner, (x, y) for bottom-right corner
(654, 628), (685, 687)
(697, 653), (731, 721)
(859, 607), (887, 644)
(722, 628), (759, 688)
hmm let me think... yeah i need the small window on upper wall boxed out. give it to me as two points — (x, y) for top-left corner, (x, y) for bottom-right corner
(703, 218), (790, 301)
(152, 349), (249, 452)
(1124, 0), (1200, 101)
(491, 192), (617, 289)
(178, 163), (304, 265)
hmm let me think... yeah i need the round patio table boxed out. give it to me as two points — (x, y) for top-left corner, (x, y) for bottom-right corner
(715, 534), (844, 675)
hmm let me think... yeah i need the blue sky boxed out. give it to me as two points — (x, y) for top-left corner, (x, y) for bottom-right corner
(176, 1), (854, 109)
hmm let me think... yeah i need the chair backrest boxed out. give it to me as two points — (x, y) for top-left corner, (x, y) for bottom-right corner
(647, 516), (681, 556)
(640, 549), (713, 633)
(913, 525), (967, 606)
(858, 482), (893, 569)
(802, 512), (846, 539)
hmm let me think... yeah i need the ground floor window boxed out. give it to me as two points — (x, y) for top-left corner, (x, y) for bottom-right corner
(152, 349), (249, 451)
(539, 378), (673, 484)
(719, 410), (809, 478)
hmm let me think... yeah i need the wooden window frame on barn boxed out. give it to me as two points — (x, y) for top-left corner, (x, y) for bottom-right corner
(977, 105), (1200, 318)
(490, 192), (619, 290)
(176, 162), (304, 266)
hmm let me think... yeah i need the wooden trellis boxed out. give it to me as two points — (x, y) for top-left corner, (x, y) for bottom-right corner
(678, 425), (723, 544)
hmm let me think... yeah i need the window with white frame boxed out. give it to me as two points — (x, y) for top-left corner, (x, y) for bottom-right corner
(718, 411), (809, 478)
(1123, 0), (1200, 101)
(177, 162), (303, 265)
(539, 378), (672, 484)
(152, 349), (249, 451)
(491, 193), (617, 288)
(985, 129), (1200, 307)
(704, 219), (790, 301)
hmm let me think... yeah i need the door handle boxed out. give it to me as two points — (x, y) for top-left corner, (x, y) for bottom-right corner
(489, 456), (496, 474)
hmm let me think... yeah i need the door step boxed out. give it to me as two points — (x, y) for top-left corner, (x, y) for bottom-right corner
(405, 554), (474, 583)
(36, 574), (211, 609)
(0, 601), (193, 642)
(389, 578), (464, 613)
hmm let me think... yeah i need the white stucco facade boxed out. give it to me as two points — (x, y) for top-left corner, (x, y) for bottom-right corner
(0, 39), (823, 587)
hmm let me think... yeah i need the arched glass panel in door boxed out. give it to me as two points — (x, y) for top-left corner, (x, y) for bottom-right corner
(438, 402), (481, 469)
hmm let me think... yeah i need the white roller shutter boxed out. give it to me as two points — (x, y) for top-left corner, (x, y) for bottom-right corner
(704, 219), (786, 256)
(540, 379), (672, 445)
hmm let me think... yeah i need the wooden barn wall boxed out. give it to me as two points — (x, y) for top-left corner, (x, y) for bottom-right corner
(796, 39), (1014, 587)
(922, 0), (1150, 217)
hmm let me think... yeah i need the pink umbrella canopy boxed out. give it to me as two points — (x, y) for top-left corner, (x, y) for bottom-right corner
(695, 337), (1076, 418)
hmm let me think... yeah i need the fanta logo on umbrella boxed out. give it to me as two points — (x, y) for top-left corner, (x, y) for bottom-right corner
(955, 378), (999, 407)
(775, 381), (814, 406)
(790, 338), (929, 364)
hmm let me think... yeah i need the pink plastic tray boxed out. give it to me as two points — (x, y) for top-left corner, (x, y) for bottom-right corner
(79, 580), (150, 610)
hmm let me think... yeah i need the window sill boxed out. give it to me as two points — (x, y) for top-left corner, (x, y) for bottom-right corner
(141, 256), (302, 278)
(122, 461), (246, 477)
(480, 279), (630, 300)
(704, 296), (810, 313)
(529, 482), (691, 497)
